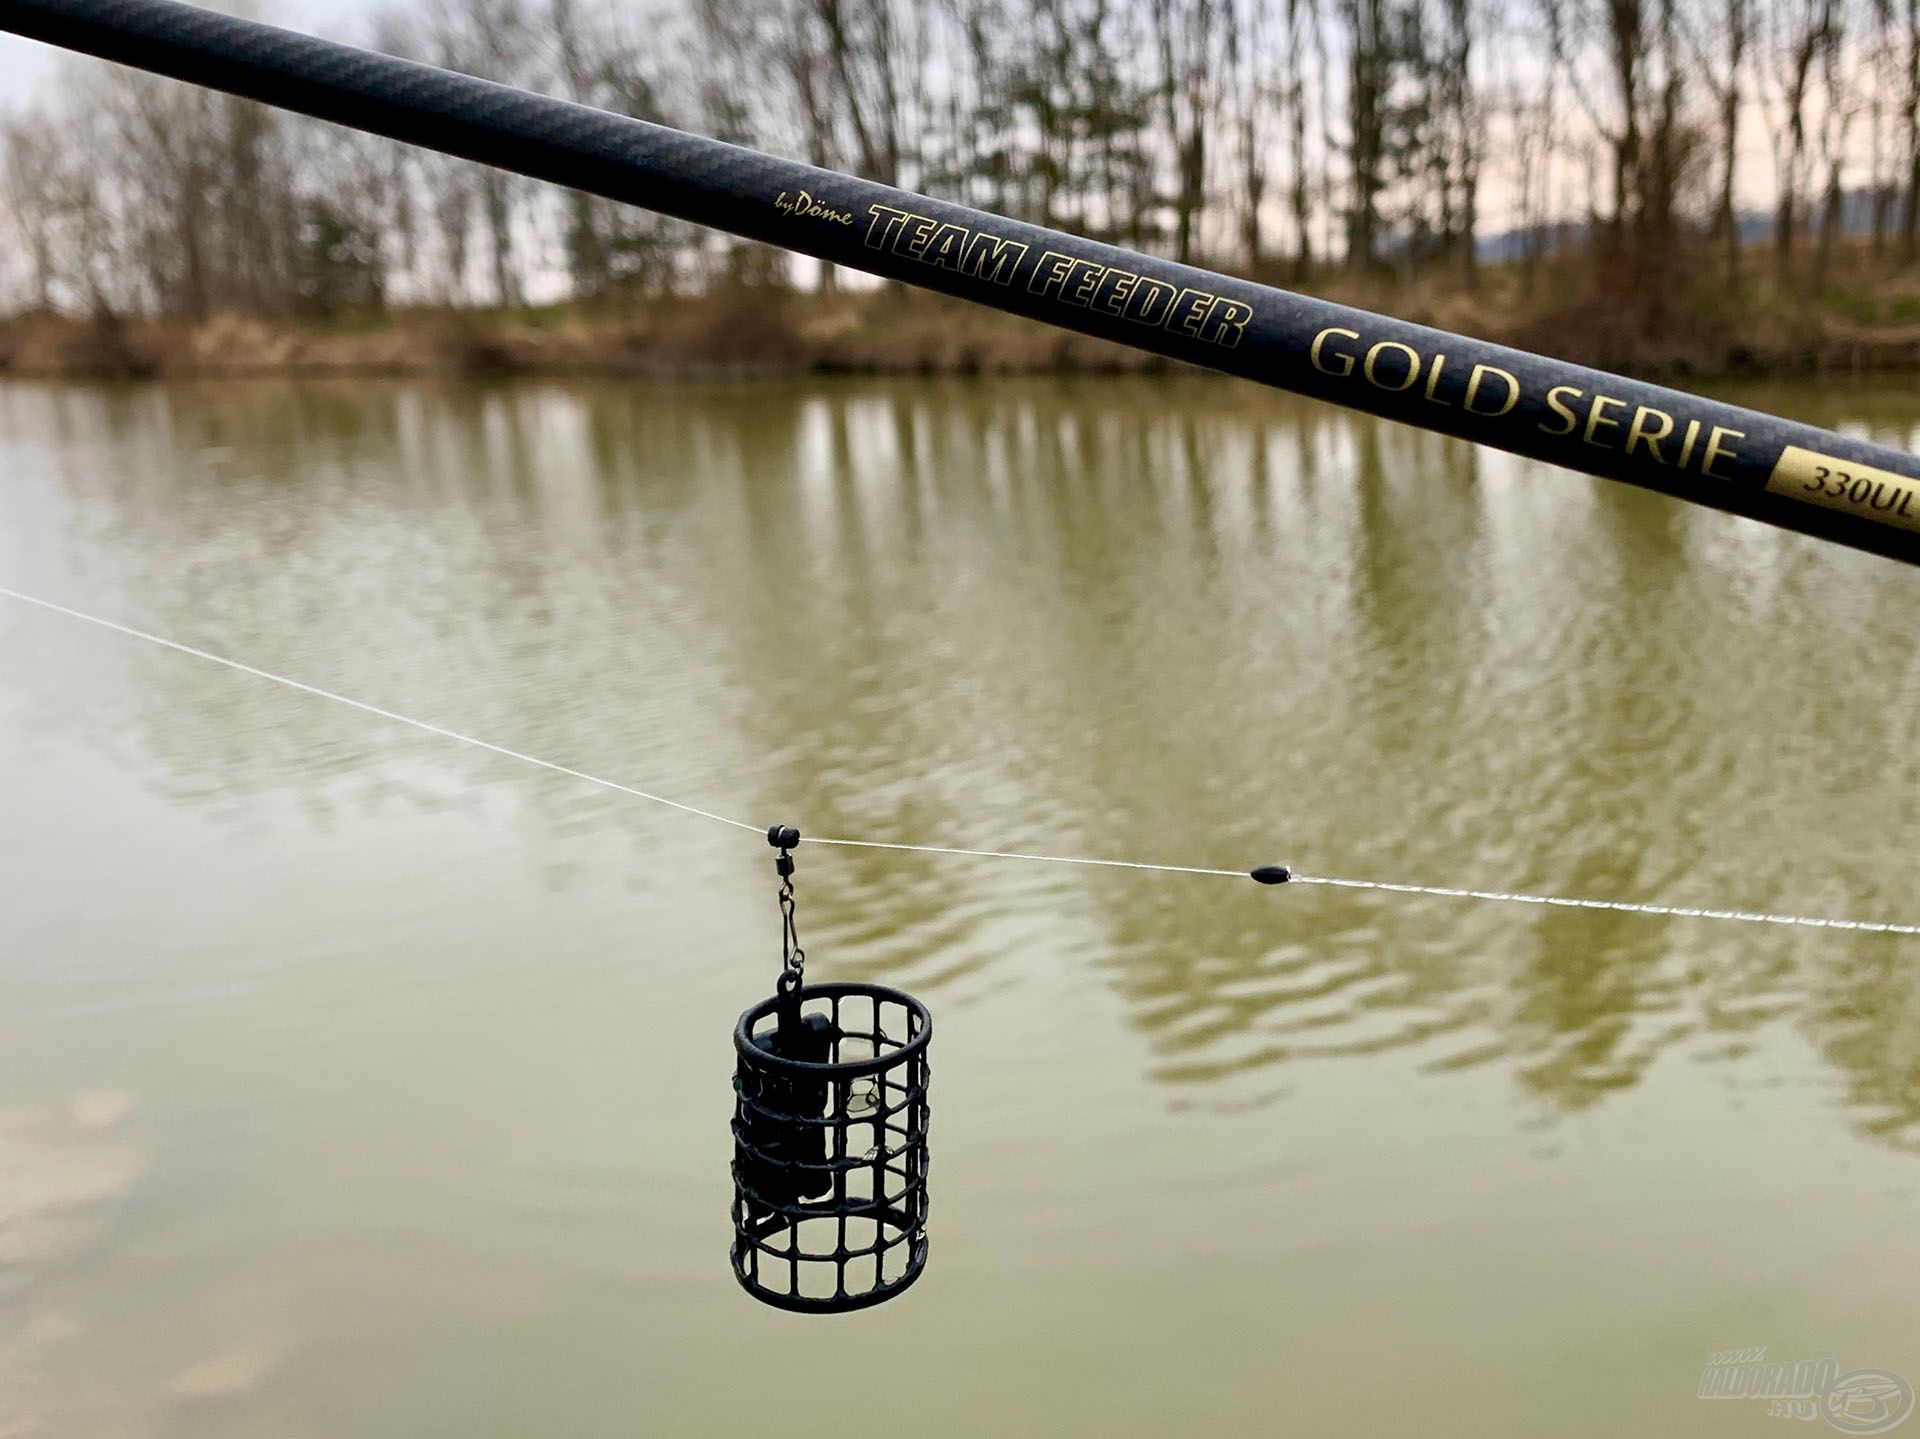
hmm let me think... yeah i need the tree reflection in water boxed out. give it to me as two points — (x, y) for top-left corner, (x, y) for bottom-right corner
(3, 374), (1916, 1150)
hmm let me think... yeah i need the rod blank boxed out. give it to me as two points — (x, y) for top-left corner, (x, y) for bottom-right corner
(4, 0), (1919, 566)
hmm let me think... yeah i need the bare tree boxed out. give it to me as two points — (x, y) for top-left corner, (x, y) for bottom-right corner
(1341, 0), (1390, 266)
(1902, 0), (1920, 258)
(1152, 0), (1228, 263)
(1, 110), (60, 310)
(813, 0), (909, 185)
(1688, 0), (1752, 287)
(1758, 0), (1839, 280)
(1810, 0), (1855, 284)
(1226, 0), (1269, 266)
(1282, 0), (1320, 274)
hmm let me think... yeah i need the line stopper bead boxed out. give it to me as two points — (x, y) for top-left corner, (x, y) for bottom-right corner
(1251, 864), (1292, 885)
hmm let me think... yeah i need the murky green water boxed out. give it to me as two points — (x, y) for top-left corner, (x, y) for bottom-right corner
(1, 374), (1917, 1437)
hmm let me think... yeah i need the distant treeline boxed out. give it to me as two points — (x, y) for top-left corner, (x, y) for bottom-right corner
(0, 0), (1914, 320)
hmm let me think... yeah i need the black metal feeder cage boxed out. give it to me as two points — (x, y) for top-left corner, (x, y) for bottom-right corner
(731, 980), (932, 1312)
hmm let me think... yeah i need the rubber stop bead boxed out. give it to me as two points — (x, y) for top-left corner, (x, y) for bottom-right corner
(1250, 864), (1292, 885)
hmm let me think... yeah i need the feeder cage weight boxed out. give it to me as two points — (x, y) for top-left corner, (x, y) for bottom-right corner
(730, 827), (932, 1313)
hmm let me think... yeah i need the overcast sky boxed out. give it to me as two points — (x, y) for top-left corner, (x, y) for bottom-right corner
(0, 0), (385, 95)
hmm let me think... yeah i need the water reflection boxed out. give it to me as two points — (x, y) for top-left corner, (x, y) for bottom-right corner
(0, 1091), (145, 1306)
(2, 374), (1917, 1147)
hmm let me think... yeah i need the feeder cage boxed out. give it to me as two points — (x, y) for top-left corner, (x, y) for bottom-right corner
(731, 981), (931, 1312)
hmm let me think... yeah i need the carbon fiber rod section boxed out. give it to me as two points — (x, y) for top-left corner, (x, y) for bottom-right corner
(5, 0), (1920, 565)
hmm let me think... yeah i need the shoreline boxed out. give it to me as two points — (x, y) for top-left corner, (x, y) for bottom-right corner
(6, 272), (1920, 384)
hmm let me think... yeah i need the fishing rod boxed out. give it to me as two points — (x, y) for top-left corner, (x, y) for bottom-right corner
(3, 0), (1919, 566)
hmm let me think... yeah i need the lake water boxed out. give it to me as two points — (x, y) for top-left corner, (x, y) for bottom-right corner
(1, 374), (1916, 1437)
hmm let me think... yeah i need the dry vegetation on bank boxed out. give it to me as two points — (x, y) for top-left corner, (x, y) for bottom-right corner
(8, 243), (1920, 383)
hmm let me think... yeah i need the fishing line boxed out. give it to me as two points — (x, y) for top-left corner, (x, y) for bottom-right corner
(1283, 876), (1920, 934)
(3, 581), (1916, 937)
(0, 585), (761, 835)
(807, 836), (1245, 879)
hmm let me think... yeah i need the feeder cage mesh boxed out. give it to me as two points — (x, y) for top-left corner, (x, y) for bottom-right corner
(731, 981), (931, 1312)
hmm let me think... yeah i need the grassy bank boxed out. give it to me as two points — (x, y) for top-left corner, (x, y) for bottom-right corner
(0, 287), (1162, 382)
(8, 245), (1920, 382)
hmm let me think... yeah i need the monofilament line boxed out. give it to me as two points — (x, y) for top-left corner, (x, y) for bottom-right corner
(0, 585), (762, 835)
(1286, 874), (1920, 936)
(3, 583), (1915, 937)
(807, 835), (1245, 879)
